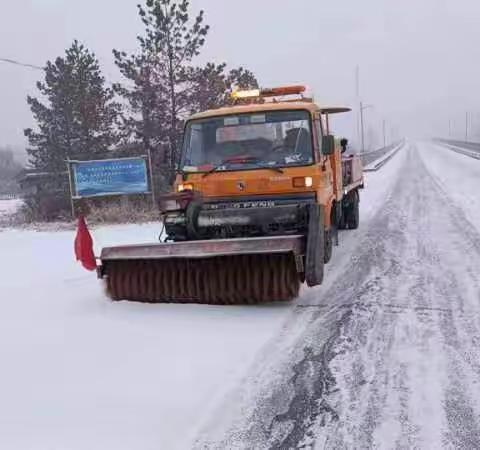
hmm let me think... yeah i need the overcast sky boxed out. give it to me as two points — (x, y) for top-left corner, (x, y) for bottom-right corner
(1, 0), (480, 152)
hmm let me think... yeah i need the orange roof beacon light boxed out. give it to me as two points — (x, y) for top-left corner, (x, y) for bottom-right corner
(231, 85), (307, 103)
(260, 85), (306, 97)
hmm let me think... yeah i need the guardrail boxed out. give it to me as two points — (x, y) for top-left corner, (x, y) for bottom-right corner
(434, 139), (480, 160)
(359, 140), (405, 167)
(435, 138), (480, 152)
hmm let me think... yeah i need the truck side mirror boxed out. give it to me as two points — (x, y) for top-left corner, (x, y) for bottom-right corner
(322, 135), (335, 155)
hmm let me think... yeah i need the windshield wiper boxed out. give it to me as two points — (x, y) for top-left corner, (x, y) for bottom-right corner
(202, 157), (284, 178)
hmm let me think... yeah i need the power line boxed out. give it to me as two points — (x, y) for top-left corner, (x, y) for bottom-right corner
(0, 56), (120, 89)
(0, 57), (43, 71)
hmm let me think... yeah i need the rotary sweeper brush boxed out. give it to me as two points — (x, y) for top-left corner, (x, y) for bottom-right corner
(79, 86), (364, 305)
(100, 238), (302, 304)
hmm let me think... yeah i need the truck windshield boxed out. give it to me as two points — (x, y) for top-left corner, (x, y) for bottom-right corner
(181, 110), (313, 173)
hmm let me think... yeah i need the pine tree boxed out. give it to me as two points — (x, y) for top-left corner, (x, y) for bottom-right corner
(25, 40), (121, 172)
(113, 0), (209, 175)
(114, 0), (259, 185)
(186, 63), (258, 112)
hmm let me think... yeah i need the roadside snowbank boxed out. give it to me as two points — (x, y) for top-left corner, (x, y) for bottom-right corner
(363, 141), (404, 171)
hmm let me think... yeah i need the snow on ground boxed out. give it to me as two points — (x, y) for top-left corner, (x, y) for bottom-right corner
(0, 224), (291, 450)
(0, 144), (407, 450)
(193, 143), (408, 446)
(417, 141), (480, 233)
(301, 140), (409, 302)
(358, 141), (408, 223)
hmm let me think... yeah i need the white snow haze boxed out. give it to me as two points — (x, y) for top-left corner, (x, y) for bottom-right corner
(2, 0), (480, 150)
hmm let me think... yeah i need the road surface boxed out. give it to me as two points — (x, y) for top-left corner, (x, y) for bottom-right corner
(1, 141), (479, 449)
(196, 142), (480, 449)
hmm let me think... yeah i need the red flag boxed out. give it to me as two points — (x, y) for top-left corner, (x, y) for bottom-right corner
(74, 216), (97, 271)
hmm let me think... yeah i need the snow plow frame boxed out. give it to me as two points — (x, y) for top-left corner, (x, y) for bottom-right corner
(97, 235), (305, 279)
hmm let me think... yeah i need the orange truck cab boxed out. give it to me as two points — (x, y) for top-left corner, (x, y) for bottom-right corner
(159, 85), (364, 287)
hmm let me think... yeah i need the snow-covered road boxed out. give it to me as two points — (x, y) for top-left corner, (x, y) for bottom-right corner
(196, 142), (480, 449)
(2, 141), (480, 449)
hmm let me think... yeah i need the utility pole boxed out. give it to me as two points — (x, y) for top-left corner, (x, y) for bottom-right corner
(383, 119), (386, 148)
(448, 119), (452, 137)
(360, 101), (365, 153)
(360, 102), (373, 153)
(355, 65), (361, 147)
(465, 112), (469, 142)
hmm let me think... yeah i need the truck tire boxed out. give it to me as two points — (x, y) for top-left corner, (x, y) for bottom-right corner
(305, 204), (325, 287)
(185, 199), (203, 239)
(347, 190), (360, 230)
(324, 229), (333, 264)
(323, 202), (336, 264)
(338, 197), (347, 230)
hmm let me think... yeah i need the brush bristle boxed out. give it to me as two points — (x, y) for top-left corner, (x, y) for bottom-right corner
(104, 254), (300, 304)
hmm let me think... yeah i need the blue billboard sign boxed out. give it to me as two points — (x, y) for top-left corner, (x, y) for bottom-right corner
(71, 157), (150, 198)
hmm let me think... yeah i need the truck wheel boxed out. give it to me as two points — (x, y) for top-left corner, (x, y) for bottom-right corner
(305, 205), (325, 287)
(338, 199), (347, 230)
(347, 191), (360, 229)
(324, 229), (333, 264)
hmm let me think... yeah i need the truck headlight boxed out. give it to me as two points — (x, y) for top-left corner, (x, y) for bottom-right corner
(177, 183), (194, 192)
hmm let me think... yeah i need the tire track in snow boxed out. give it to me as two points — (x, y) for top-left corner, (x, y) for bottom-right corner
(328, 147), (480, 449)
(418, 154), (480, 447)
(195, 147), (411, 449)
(195, 144), (480, 449)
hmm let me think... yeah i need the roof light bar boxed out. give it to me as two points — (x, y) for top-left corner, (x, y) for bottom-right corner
(231, 85), (307, 101)
(261, 85), (306, 97)
(231, 89), (261, 99)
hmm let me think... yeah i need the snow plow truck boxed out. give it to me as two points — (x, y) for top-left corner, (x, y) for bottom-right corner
(97, 85), (364, 304)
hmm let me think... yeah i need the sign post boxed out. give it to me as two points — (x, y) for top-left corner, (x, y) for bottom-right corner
(66, 159), (76, 218)
(147, 149), (156, 209)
